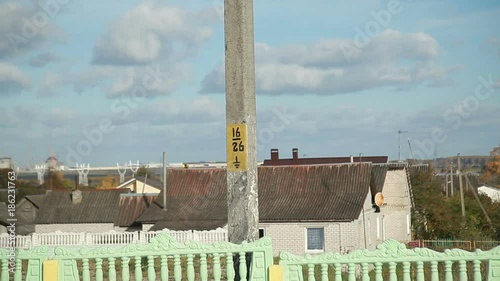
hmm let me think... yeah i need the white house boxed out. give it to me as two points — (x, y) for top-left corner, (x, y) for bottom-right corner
(137, 164), (413, 256)
(117, 177), (162, 194)
(478, 185), (500, 202)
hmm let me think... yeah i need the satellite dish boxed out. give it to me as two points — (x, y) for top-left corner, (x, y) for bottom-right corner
(375, 192), (384, 207)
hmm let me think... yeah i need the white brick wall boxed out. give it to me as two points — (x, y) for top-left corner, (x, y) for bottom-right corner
(35, 223), (115, 233)
(383, 170), (411, 207)
(259, 222), (358, 256)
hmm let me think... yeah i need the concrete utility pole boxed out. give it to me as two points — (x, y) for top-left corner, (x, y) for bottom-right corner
(162, 152), (167, 211)
(224, 0), (259, 244)
(458, 154), (465, 217)
(450, 161), (454, 196)
(398, 129), (408, 162)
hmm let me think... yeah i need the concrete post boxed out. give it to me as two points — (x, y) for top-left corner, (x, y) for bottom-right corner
(458, 153), (465, 217)
(224, 0), (259, 244)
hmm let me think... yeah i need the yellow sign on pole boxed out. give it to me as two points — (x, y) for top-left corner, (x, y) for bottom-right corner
(227, 124), (248, 171)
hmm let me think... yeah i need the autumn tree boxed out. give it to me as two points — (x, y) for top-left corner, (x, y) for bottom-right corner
(481, 147), (500, 187)
(97, 175), (119, 189)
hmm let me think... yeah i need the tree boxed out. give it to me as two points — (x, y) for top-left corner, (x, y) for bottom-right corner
(136, 165), (148, 177)
(97, 175), (118, 189)
(480, 148), (500, 187)
(411, 169), (500, 240)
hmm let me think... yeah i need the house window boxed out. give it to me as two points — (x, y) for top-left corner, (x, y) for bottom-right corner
(306, 228), (324, 251)
(259, 228), (265, 238)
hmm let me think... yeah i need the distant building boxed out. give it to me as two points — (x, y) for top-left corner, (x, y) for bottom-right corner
(45, 156), (60, 170)
(0, 158), (12, 169)
(262, 148), (388, 166)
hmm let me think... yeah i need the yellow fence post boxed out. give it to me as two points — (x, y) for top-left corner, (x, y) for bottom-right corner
(269, 265), (283, 281)
(43, 260), (58, 281)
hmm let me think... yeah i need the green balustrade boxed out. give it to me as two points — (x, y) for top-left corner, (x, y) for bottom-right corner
(279, 239), (500, 281)
(1, 236), (500, 280)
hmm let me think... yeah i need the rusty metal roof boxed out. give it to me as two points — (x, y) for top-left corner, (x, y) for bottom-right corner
(35, 189), (130, 224)
(138, 164), (373, 230)
(116, 194), (157, 227)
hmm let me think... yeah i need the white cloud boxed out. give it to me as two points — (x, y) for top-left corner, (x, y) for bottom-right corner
(200, 29), (456, 95)
(0, 62), (32, 95)
(0, 1), (67, 58)
(92, 0), (214, 65)
(37, 72), (64, 97)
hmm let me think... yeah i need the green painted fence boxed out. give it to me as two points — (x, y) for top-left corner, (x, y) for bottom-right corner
(279, 239), (500, 281)
(1, 235), (500, 280)
(0, 233), (274, 281)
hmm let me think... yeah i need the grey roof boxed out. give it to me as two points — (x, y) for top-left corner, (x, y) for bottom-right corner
(138, 164), (373, 231)
(0, 203), (8, 226)
(35, 189), (130, 224)
(25, 194), (46, 208)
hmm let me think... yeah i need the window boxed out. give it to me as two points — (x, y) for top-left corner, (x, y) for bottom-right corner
(259, 228), (265, 238)
(306, 228), (324, 251)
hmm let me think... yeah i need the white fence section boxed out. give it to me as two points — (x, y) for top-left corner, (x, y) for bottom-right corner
(0, 228), (228, 249)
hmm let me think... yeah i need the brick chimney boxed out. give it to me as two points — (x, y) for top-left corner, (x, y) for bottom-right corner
(292, 148), (298, 161)
(271, 149), (279, 161)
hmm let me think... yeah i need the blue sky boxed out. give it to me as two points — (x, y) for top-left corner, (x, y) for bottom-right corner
(0, 0), (499, 167)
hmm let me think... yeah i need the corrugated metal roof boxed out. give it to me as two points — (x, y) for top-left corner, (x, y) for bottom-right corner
(116, 194), (157, 227)
(25, 194), (46, 208)
(138, 164), (372, 230)
(371, 165), (389, 193)
(0, 203), (8, 226)
(35, 189), (130, 224)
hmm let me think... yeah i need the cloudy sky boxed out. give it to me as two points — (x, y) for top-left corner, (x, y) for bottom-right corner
(1, 0), (499, 167)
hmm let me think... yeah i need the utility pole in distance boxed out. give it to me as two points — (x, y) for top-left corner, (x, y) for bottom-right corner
(224, 0), (259, 244)
(458, 153), (465, 217)
(398, 129), (408, 162)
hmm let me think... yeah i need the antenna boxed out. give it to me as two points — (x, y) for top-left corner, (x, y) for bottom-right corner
(398, 129), (408, 162)
(117, 162), (127, 183)
(128, 160), (140, 178)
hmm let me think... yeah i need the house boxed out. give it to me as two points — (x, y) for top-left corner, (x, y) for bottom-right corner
(16, 195), (45, 235)
(116, 177), (162, 194)
(137, 163), (413, 256)
(262, 148), (388, 166)
(34, 189), (130, 233)
(478, 185), (500, 202)
(115, 193), (158, 231)
(362, 163), (413, 249)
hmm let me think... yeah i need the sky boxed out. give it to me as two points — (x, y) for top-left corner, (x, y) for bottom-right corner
(0, 0), (499, 168)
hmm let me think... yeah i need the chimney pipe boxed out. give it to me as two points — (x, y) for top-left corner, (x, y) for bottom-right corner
(350, 155), (354, 163)
(271, 149), (279, 161)
(72, 189), (82, 204)
(292, 148), (298, 161)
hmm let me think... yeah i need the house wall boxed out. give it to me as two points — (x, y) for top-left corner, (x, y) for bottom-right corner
(35, 223), (115, 233)
(259, 222), (359, 256)
(121, 182), (160, 194)
(368, 168), (413, 244)
(142, 224), (154, 232)
(383, 169), (412, 207)
(358, 168), (413, 250)
(0, 225), (6, 234)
